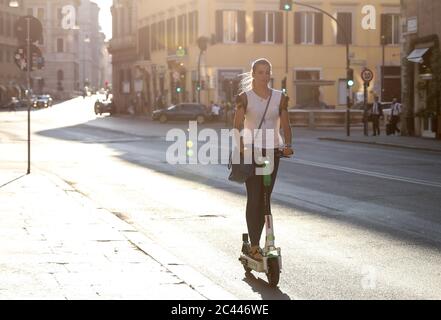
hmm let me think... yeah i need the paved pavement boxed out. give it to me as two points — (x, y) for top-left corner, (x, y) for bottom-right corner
(0, 165), (236, 300)
(315, 127), (441, 153)
(2, 111), (439, 300)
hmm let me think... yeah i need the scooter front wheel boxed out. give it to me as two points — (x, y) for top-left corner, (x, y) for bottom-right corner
(266, 258), (280, 287)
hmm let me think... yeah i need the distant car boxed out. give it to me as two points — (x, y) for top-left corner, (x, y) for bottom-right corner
(32, 95), (53, 109)
(94, 93), (114, 115)
(1, 97), (28, 110)
(152, 103), (210, 124)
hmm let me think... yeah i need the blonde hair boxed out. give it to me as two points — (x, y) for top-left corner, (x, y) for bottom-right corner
(238, 58), (272, 95)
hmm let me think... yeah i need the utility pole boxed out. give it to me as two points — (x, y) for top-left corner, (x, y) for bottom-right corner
(26, 16), (31, 174)
(381, 35), (386, 102)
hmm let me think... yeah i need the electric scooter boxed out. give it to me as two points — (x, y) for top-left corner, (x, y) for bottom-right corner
(239, 150), (289, 287)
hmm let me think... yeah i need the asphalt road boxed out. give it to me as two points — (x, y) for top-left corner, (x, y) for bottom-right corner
(2, 97), (441, 300)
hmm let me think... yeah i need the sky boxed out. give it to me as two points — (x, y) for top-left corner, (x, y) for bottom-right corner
(94, 0), (113, 41)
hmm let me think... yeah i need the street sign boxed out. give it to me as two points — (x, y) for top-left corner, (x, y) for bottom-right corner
(14, 45), (44, 71)
(361, 68), (374, 82)
(15, 16), (43, 44)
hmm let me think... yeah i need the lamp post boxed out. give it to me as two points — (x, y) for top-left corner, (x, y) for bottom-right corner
(83, 35), (90, 90)
(10, 0), (32, 174)
(292, 1), (351, 135)
(381, 35), (386, 102)
(196, 37), (209, 104)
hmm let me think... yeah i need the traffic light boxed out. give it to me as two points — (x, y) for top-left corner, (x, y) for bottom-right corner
(281, 77), (287, 94)
(347, 68), (354, 87)
(279, 0), (293, 11)
(176, 81), (182, 93)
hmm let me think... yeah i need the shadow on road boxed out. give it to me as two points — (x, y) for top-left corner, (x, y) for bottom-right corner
(35, 121), (441, 252)
(242, 272), (291, 300)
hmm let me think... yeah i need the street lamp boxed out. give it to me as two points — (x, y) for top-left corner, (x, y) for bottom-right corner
(9, 0), (33, 174)
(83, 35), (90, 89)
(381, 35), (386, 102)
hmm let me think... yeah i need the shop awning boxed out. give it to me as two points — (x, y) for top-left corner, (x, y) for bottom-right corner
(407, 48), (430, 63)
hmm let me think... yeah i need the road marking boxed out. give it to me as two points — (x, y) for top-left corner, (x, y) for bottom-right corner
(290, 158), (441, 189)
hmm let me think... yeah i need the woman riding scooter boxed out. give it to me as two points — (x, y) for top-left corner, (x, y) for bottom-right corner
(233, 58), (294, 262)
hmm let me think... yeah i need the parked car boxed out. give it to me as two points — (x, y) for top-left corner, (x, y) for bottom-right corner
(94, 93), (114, 115)
(1, 97), (28, 110)
(32, 95), (53, 109)
(152, 103), (210, 124)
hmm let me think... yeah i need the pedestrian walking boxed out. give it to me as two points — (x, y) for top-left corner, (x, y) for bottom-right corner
(210, 101), (221, 121)
(371, 96), (384, 136)
(390, 98), (402, 135)
(232, 58), (293, 261)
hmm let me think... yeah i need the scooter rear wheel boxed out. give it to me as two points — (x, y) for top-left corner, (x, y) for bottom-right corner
(266, 258), (280, 287)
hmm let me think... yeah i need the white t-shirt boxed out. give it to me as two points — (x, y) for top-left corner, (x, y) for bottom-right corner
(243, 89), (284, 149)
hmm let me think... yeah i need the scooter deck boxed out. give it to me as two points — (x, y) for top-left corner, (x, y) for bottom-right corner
(239, 254), (266, 273)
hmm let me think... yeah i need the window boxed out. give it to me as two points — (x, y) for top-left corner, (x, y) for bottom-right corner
(177, 14), (187, 48)
(0, 13), (3, 36)
(0, 49), (3, 63)
(216, 10), (245, 43)
(57, 70), (64, 81)
(57, 38), (64, 52)
(264, 12), (275, 43)
(381, 14), (400, 45)
(138, 25), (150, 60)
(27, 8), (33, 16)
(295, 12), (323, 45)
(188, 11), (198, 45)
(5, 14), (10, 37)
(254, 12), (283, 44)
(337, 12), (352, 45)
(158, 20), (165, 50)
(295, 70), (321, 107)
(166, 18), (176, 51)
(151, 23), (157, 51)
(57, 8), (63, 27)
(223, 11), (238, 43)
(301, 12), (314, 44)
(37, 8), (44, 21)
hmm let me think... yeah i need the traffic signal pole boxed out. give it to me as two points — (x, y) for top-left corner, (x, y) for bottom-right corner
(26, 16), (31, 174)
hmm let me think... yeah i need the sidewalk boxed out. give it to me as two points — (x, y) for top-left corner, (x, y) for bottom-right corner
(313, 127), (441, 153)
(0, 166), (235, 300)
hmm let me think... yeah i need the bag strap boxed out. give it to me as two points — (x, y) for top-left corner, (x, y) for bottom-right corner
(253, 89), (273, 143)
(257, 89), (273, 130)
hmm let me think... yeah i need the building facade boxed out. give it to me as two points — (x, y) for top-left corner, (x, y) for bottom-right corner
(401, 0), (441, 139)
(0, 0), (26, 105)
(114, 0), (401, 116)
(108, 0), (138, 114)
(22, 0), (107, 100)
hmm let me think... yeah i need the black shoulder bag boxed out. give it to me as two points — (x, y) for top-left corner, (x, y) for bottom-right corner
(228, 90), (273, 184)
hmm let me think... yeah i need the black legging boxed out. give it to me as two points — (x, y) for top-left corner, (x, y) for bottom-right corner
(245, 149), (280, 246)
